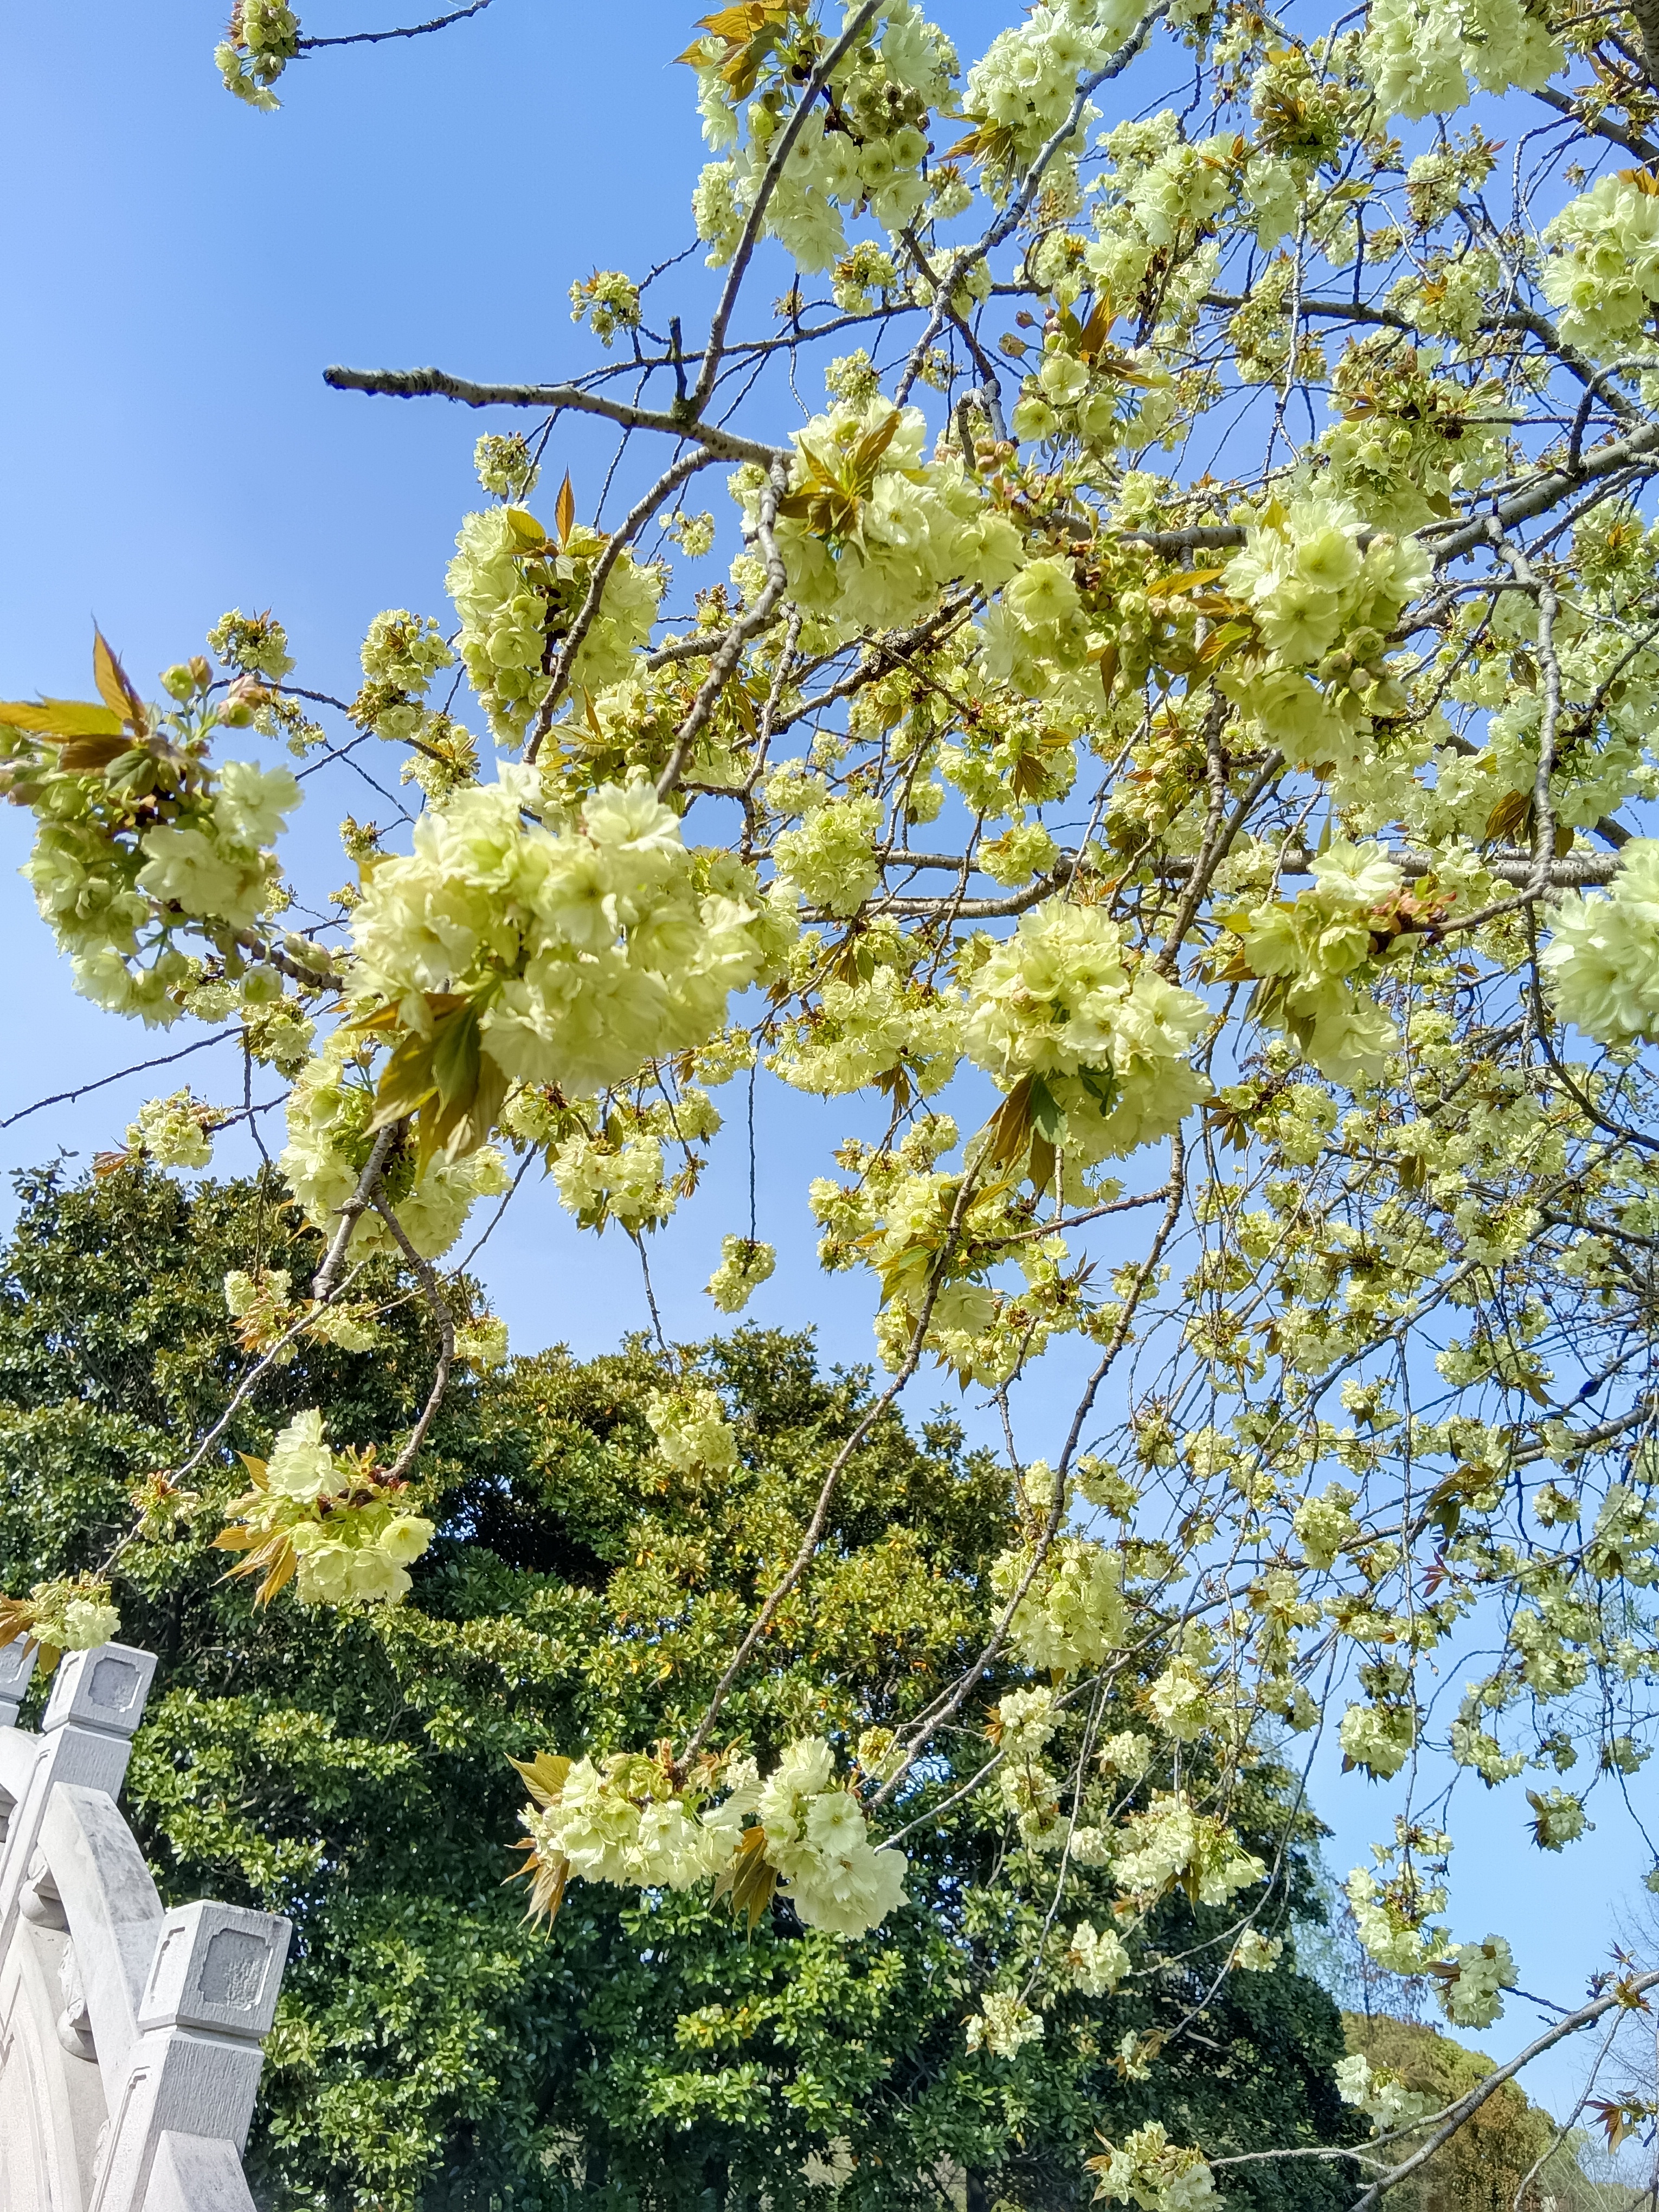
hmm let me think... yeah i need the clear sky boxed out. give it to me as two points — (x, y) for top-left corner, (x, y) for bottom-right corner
(0, 0), (1650, 2124)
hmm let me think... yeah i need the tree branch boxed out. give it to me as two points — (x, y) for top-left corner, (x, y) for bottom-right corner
(689, 0), (886, 417)
(298, 0), (494, 49)
(313, 1123), (400, 1303)
(1343, 1968), (1659, 2212)
(526, 446), (717, 762)
(370, 1192), (456, 1480)
(323, 363), (788, 466)
(1528, 80), (1659, 159)
(655, 463), (790, 799)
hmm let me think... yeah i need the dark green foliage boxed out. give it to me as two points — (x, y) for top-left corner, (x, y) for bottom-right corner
(0, 1163), (1360, 2210)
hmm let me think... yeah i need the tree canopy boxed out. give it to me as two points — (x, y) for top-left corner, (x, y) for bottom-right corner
(1338, 2014), (1626, 2212)
(0, 1162), (1356, 2208)
(5, 0), (1659, 2198)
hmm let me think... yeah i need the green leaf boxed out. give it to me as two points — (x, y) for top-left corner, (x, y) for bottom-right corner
(1028, 1075), (1065, 1147)
(713, 1824), (779, 1930)
(510, 1751), (574, 1810)
(850, 410), (899, 492)
(0, 697), (123, 737)
(1076, 1066), (1118, 1115)
(420, 1047), (510, 1171)
(369, 1032), (439, 1129)
(92, 631), (144, 725)
(432, 1004), (482, 1108)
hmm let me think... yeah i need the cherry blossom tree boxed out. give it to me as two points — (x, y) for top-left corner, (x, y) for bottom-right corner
(8, 0), (1659, 2194)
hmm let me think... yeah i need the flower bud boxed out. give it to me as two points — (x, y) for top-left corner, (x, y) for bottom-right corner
(284, 933), (332, 974)
(220, 673), (271, 728)
(240, 964), (285, 1005)
(152, 946), (195, 986)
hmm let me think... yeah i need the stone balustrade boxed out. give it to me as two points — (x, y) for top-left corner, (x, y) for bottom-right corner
(0, 1639), (288, 2212)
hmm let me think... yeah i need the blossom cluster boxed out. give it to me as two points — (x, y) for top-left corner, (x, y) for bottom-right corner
(1360, 0), (1561, 121)
(1219, 498), (1430, 775)
(217, 0), (300, 109)
(346, 767), (787, 1105)
(124, 1089), (222, 1172)
(519, 1736), (909, 1939)
(1334, 2052), (1434, 2129)
(645, 1386), (741, 1475)
(1072, 113), (1237, 361)
(1224, 841), (1410, 1087)
(447, 507), (661, 745)
(1112, 1792), (1266, 1907)
(1541, 176), (1659, 356)
(214, 1409), (436, 1608)
(768, 928), (962, 1098)
(706, 1235), (777, 1313)
(281, 1036), (510, 1260)
(962, 901), (1212, 1165)
(0, 1573), (122, 1670)
(689, 0), (959, 271)
(536, 1084), (722, 1236)
(744, 399), (1023, 641)
(569, 269), (641, 347)
(1086, 2121), (1216, 2212)
(962, 0), (1148, 185)
(4, 652), (303, 1030)
(1543, 840), (1659, 1043)
(809, 1121), (1097, 1384)
(994, 1535), (1126, 1670)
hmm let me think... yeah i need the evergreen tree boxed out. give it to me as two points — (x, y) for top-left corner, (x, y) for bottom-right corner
(0, 1162), (1358, 2210)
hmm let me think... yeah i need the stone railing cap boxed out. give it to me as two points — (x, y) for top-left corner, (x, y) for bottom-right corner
(41, 1643), (157, 1739)
(0, 1639), (37, 1697)
(137, 1901), (292, 2040)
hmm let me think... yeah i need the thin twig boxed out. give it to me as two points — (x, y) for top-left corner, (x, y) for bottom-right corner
(526, 446), (716, 763)
(299, 0), (493, 49)
(172, 1262), (370, 1483)
(677, 1164), (985, 1770)
(371, 1192), (456, 1480)
(1, 1031), (234, 1130)
(656, 464), (790, 799)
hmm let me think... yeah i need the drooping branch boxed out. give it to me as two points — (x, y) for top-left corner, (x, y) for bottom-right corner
(676, 1164), (987, 1771)
(870, 1139), (1191, 1809)
(313, 1123), (401, 1303)
(1340, 1967), (1659, 2212)
(172, 1261), (372, 1484)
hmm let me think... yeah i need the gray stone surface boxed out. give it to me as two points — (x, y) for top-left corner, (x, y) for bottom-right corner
(0, 1644), (286, 2212)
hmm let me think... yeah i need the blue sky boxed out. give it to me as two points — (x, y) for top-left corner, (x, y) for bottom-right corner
(0, 0), (1652, 2121)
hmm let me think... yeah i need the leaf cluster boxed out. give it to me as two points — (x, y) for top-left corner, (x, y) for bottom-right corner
(0, 1162), (1359, 2210)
